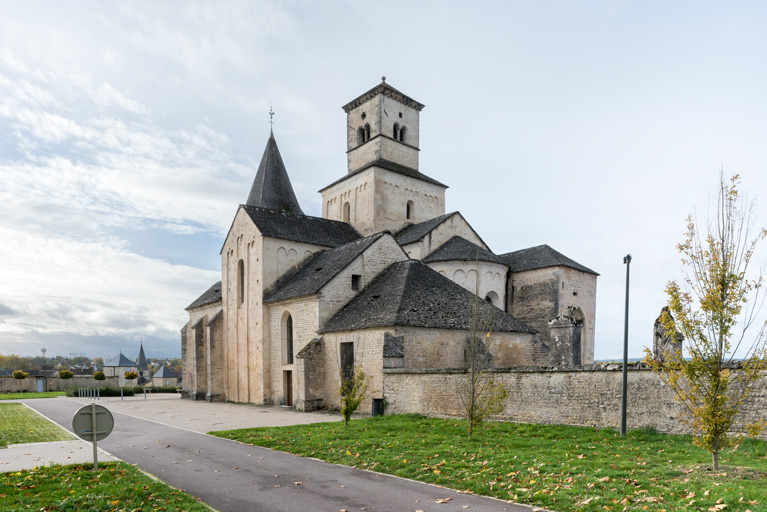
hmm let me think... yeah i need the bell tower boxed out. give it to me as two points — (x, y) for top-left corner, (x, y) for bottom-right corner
(320, 78), (447, 236)
(343, 76), (424, 173)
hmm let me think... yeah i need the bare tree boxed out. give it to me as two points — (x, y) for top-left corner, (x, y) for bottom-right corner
(458, 266), (508, 438)
(645, 173), (767, 469)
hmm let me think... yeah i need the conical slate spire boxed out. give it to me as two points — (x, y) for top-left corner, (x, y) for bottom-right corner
(137, 342), (149, 372)
(246, 133), (303, 214)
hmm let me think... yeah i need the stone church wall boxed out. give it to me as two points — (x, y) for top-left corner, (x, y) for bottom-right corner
(427, 260), (507, 308)
(557, 267), (597, 364)
(383, 366), (767, 438)
(402, 213), (485, 261)
(266, 297), (320, 405)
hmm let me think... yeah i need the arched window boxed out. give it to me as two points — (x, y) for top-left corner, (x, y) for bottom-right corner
(393, 123), (400, 140)
(237, 259), (245, 305)
(399, 126), (406, 142)
(364, 124), (370, 142)
(406, 200), (414, 220)
(357, 127), (364, 145)
(285, 314), (294, 364)
(343, 202), (351, 222)
(485, 295), (493, 305)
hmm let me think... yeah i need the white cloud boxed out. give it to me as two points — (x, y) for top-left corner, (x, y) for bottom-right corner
(0, 225), (218, 338)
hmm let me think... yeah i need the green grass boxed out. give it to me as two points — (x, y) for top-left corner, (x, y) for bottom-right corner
(0, 461), (212, 511)
(0, 391), (65, 400)
(0, 403), (75, 447)
(211, 415), (767, 512)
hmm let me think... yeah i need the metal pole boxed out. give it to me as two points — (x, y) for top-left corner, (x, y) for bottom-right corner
(620, 254), (632, 437)
(91, 402), (98, 470)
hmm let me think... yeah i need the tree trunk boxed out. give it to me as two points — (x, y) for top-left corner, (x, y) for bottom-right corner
(712, 450), (719, 470)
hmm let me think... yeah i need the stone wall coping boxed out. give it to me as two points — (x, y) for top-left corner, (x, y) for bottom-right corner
(383, 360), (756, 375)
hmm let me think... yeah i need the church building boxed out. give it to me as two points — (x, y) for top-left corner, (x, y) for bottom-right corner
(181, 79), (598, 412)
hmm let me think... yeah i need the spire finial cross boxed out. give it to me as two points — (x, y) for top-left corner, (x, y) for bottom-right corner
(269, 104), (275, 131)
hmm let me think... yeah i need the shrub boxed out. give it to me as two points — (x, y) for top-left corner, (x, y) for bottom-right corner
(65, 386), (135, 397)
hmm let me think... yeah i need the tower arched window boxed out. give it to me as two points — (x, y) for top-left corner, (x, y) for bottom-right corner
(393, 123), (400, 140)
(285, 314), (294, 364)
(406, 200), (414, 220)
(399, 126), (406, 142)
(364, 124), (370, 142)
(237, 259), (245, 305)
(357, 127), (364, 145)
(343, 202), (351, 222)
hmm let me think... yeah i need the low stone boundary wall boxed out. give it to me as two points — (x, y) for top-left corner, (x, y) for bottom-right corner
(0, 375), (119, 393)
(383, 366), (767, 437)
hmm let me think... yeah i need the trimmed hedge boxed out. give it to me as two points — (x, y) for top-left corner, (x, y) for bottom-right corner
(66, 386), (135, 397)
(130, 386), (179, 394)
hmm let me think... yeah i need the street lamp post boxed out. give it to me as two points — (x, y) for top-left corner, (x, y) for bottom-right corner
(620, 255), (631, 437)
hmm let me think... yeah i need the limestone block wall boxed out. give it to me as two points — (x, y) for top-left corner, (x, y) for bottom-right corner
(373, 168), (445, 236)
(557, 267), (597, 364)
(182, 300), (222, 400)
(427, 260), (507, 308)
(316, 234), (407, 325)
(222, 208), (264, 404)
(314, 328), (387, 414)
(383, 366), (767, 438)
(402, 214), (485, 261)
(508, 266), (597, 365)
(266, 297), (320, 405)
(206, 312), (225, 401)
(392, 327), (537, 369)
(321, 171), (374, 232)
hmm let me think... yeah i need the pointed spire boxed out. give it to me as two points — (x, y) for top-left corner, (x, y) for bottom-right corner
(246, 133), (304, 214)
(137, 342), (149, 372)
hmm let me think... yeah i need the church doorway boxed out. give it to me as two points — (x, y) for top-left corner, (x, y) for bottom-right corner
(283, 370), (293, 406)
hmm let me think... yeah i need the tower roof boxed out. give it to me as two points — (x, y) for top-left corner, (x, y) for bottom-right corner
(342, 77), (425, 113)
(137, 343), (149, 372)
(423, 236), (506, 265)
(246, 133), (303, 214)
(498, 244), (599, 275)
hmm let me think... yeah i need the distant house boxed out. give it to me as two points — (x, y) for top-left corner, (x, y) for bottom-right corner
(151, 365), (179, 388)
(103, 352), (137, 387)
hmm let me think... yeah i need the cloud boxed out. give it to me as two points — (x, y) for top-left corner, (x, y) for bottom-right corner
(0, 304), (17, 317)
(0, 224), (218, 340)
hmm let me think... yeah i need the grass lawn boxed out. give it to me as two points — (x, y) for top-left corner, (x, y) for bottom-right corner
(1, 461), (212, 511)
(0, 403), (75, 447)
(0, 391), (66, 400)
(212, 415), (767, 512)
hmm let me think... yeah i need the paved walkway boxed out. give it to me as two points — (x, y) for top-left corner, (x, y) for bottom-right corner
(10, 396), (542, 512)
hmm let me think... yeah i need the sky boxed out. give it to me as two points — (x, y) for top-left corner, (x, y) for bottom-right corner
(1, 1), (767, 361)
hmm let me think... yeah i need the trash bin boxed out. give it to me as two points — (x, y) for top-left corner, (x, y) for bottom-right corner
(372, 398), (384, 417)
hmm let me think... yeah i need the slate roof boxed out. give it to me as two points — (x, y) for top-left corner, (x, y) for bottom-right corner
(264, 232), (389, 304)
(498, 244), (598, 275)
(137, 343), (149, 372)
(394, 212), (459, 245)
(104, 352), (137, 367)
(240, 206), (360, 248)
(186, 281), (222, 310)
(152, 365), (175, 379)
(319, 260), (534, 334)
(246, 133), (303, 214)
(423, 236), (506, 265)
(319, 158), (446, 192)
(342, 78), (425, 112)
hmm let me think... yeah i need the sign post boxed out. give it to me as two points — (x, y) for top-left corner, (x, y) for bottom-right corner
(72, 403), (114, 470)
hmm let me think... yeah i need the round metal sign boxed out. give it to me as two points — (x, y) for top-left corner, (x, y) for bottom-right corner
(72, 404), (114, 441)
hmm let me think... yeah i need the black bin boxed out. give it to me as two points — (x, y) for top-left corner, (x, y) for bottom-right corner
(372, 398), (384, 417)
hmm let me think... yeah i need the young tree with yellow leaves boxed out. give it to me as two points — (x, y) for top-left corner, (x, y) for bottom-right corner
(645, 173), (767, 469)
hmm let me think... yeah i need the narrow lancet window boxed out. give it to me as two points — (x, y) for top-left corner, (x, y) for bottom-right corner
(238, 259), (245, 305)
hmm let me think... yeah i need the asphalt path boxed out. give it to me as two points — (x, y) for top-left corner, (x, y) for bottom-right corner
(25, 399), (541, 512)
